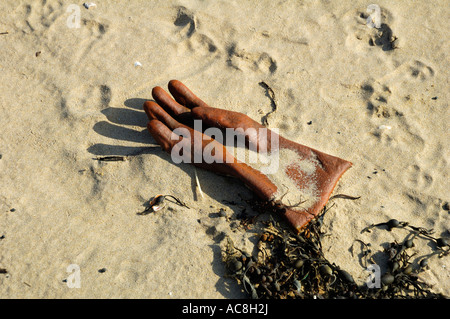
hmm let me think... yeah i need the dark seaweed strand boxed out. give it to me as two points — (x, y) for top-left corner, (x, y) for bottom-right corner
(259, 81), (277, 126)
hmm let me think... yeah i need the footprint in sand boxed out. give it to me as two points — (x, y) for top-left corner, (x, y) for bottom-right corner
(174, 6), (218, 56)
(360, 55), (435, 120)
(404, 164), (433, 190)
(81, 18), (109, 38)
(226, 43), (278, 74)
(360, 81), (397, 119)
(360, 79), (426, 153)
(174, 6), (197, 37)
(379, 59), (436, 87)
(72, 18), (110, 65)
(13, 1), (65, 34)
(406, 60), (435, 81)
(343, 6), (398, 53)
(173, 6), (277, 75)
(114, 260), (141, 287)
(61, 84), (112, 120)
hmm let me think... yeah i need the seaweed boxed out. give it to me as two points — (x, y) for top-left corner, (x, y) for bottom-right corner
(259, 81), (277, 126)
(223, 198), (448, 299)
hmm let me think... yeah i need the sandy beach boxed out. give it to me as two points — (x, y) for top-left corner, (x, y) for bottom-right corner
(0, 0), (448, 298)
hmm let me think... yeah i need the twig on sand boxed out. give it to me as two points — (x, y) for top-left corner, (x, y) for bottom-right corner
(137, 194), (189, 215)
(94, 156), (126, 162)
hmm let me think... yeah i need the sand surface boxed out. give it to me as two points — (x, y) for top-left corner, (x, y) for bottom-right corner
(0, 0), (448, 298)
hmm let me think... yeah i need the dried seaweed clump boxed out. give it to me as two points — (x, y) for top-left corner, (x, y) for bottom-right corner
(223, 205), (448, 299)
